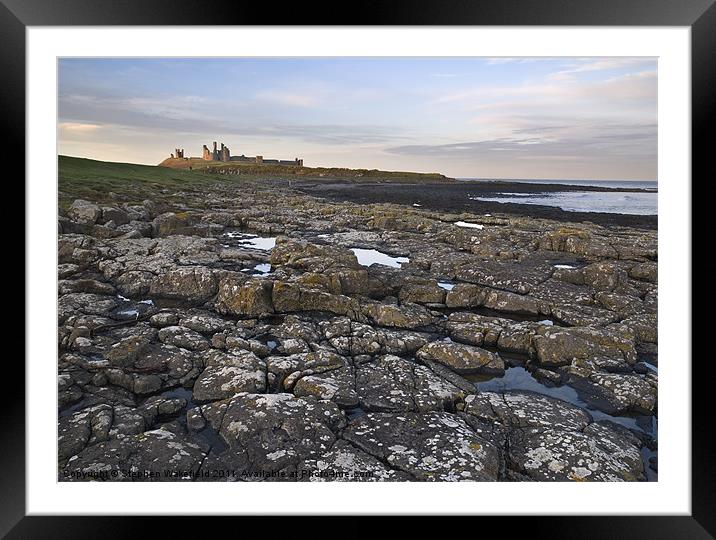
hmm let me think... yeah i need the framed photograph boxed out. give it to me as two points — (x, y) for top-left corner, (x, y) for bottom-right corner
(8, 0), (712, 535)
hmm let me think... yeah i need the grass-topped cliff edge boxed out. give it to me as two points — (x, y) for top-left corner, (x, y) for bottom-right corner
(59, 155), (454, 208)
(158, 156), (454, 183)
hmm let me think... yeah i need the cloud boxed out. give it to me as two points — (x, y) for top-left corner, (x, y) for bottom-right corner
(254, 90), (317, 108)
(58, 122), (102, 133)
(550, 57), (655, 78)
(484, 58), (539, 66)
(384, 122), (656, 162)
(432, 69), (656, 109)
(57, 57), (657, 179)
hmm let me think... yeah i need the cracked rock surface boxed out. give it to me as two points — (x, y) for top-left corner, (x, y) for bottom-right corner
(58, 174), (657, 482)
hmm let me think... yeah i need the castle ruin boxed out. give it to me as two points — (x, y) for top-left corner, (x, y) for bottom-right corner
(170, 141), (303, 167)
(202, 141), (231, 162)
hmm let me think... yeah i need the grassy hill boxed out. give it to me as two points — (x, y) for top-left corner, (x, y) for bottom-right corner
(58, 155), (223, 208)
(58, 154), (455, 208)
(158, 157), (454, 182)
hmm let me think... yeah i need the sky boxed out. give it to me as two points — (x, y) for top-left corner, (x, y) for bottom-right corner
(58, 57), (657, 180)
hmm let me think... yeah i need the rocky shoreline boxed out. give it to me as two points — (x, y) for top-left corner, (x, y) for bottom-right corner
(295, 181), (657, 229)
(58, 174), (657, 482)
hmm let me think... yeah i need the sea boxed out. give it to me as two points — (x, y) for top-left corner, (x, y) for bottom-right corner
(458, 178), (658, 215)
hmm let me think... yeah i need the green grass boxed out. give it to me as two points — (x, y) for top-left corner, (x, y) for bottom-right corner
(58, 154), (455, 209)
(58, 155), (224, 208)
(160, 157), (454, 182)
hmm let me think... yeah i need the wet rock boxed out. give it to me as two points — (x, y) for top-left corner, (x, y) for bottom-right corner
(193, 350), (267, 402)
(508, 422), (645, 481)
(101, 207), (130, 226)
(583, 262), (630, 292)
(140, 395), (187, 420)
(61, 427), (208, 481)
(463, 391), (591, 432)
(355, 355), (466, 412)
(58, 404), (114, 462)
(418, 358), (478, 395)
(342, 412), (500, 481)
(299, 440), (412, 481)
(68, 199), (102, 224)
(59, 293), (119, 323)
(532, 326), (637, 368)
(362, 301), (435, 330)
(216, 276), (274, 317)
(270, 238), (361, 272)
(567, 371), (657, 415)
(149, 266), (217, 304)
(58, 279), (116, 296)
(179, 313), (235, 335)
(445, 283), (486, 308)
(115, 271), (154, 297)
(621, 312), (658, 344)
(321, 318), (429, 356)
(417, 341), (504, 375)
(482, 289), (542, 316)
(550, 304), (620, 327)
(57, 177), (658, 483)
(294, 367), (359, 408)
(117, 220), (153, 237)
(198, 393), (345, 479)
(629, 262), (658, 283)
(399, 280), (446, 304)
(267, 350), (347, 392)
(158, 326), (211, 351)
(150, 312), (179, 327)
(152, 212), (188, 237)
(104, 332), (155, 368)
(272, 282), (361, 318)
(463, 391), (646, 481)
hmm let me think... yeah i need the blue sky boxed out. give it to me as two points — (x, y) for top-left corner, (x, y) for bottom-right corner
(58, 57), (657, 179)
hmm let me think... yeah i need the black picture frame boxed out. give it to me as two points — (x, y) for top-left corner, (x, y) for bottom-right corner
(6, 0), (712, 536)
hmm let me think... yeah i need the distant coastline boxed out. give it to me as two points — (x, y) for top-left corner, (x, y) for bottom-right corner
(456, 178), (657, 193)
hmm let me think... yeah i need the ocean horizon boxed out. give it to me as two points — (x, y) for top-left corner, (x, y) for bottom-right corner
(457, 178), (658, 191)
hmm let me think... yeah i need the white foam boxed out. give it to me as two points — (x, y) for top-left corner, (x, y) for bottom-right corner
(350, 248), (409, 268)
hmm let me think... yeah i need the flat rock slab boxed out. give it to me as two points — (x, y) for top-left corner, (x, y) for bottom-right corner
(417, 341), (504, 375)
(342, 412), (500, 481)
(354, 355), (466, 413)
(463, 391), (592, 432)
(567, 371), (657, 416)
(463, 391), (645, 481)
(508, 423), (645, 481)
(193, 350), (266, 402)
(61, 427), (208, 481)
(197, 393), (346, 480)
(298, 440), (412, 481)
